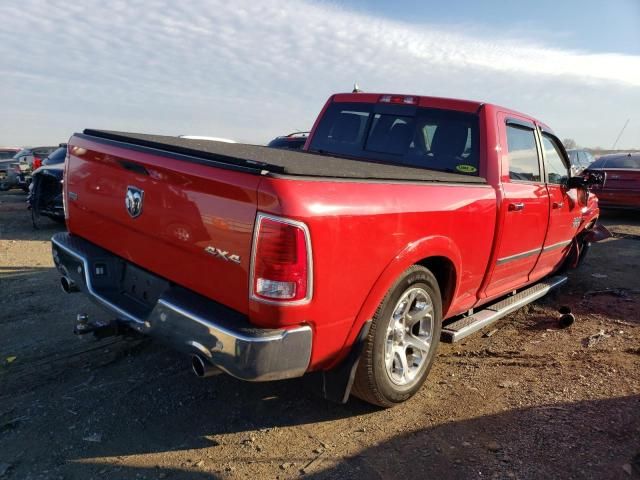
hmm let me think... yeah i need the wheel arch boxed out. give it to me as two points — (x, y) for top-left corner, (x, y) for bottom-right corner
(415, 255), (457, 316)
(327, 235), (461, 370)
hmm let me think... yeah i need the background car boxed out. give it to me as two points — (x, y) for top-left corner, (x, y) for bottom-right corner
(28, 145), (67, 227)
(267, 131), (309, 150)
(13, 146), (58, 169)
(0, 147), (21, 160)
(0, 161), (31, 191)
(178, 135), (236, 143)
(566, 148), (595, 176)
(0, 148), (23, 190)
(585, 152), (640, 210)
(1, 146), (58, 191)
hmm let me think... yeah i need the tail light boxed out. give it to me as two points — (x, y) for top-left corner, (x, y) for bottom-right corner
(250, 213), (312, 303)
(63, 145), (70, 219)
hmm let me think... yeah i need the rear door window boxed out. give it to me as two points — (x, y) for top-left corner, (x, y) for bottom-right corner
(506, 125), (541, 182)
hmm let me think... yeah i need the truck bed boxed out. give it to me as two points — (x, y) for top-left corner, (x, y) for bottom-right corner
(81, 129), (486, 184)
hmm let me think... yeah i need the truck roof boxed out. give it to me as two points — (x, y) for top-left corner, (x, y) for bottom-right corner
(330, 92), (550, 129)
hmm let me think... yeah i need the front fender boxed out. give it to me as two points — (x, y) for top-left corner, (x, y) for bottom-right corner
(327, 235), (462, 369)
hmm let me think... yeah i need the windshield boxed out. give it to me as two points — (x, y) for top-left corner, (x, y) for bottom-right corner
(308, 102), (480, 175)
(590, 155), (640, 169)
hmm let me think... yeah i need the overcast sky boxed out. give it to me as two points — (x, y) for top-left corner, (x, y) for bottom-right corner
(1, 0), (639, 149)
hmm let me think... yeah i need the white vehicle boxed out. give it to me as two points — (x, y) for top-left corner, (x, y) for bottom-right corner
(178, 135), (236, 143)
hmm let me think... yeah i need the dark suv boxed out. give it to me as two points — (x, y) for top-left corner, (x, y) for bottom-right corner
(28, 145), (67, 227)
(267, 132), (309, 150)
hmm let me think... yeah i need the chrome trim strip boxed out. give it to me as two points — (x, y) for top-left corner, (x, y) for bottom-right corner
(543, 239), (572, 252)
(51, 236), (143, 325)
(496, 247), (541, 265)
(442, 275), (568, 342)
(249, 212), (314, 306)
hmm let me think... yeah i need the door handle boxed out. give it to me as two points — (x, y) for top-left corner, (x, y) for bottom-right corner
(552, 201), (564, 209)
(508, 202), (525, 211)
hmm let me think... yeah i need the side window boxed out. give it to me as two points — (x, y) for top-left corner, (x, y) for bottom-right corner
(541, 134), (569, 185)
(506, 125), (541, 182)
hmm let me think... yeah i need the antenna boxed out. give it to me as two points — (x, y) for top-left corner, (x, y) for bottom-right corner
(612, 119), (630, 150)
(352, 82), (362, 93)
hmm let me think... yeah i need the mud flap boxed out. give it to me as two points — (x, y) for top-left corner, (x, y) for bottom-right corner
(321, 321), (371, 404)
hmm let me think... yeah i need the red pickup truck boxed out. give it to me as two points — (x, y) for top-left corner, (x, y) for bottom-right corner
(51, 92), (608, 407)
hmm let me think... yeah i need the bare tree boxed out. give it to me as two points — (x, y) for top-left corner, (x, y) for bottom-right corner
(563, 138), (578, 149)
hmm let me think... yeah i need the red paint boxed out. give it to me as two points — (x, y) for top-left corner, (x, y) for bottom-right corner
(65, 93), (601, 371)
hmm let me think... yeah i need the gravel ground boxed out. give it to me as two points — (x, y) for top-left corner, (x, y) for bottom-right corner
(1, 189), (639, 480)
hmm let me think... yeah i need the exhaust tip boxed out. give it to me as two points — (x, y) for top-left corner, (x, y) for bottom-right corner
(60, 276), (79, 294)
(191, 354), (219, 378)
(191, 354), (207, 377)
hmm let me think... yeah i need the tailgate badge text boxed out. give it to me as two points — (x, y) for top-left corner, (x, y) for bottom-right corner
(204, 246), (241, 264)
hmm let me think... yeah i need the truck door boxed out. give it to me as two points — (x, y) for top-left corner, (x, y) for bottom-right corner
(529, 130), (580, 280)
(483, 116), (550, 299)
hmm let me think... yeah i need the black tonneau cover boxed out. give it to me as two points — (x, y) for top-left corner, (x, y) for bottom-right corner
(81, 129), (486, 184)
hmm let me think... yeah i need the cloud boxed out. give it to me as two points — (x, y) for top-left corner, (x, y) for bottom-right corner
(0, 0), (639, 148)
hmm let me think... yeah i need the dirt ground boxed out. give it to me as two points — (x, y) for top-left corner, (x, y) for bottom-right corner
(1, 189), (639, 480)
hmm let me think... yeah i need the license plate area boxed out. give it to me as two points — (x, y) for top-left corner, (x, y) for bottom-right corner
(119, 263), (169, 309)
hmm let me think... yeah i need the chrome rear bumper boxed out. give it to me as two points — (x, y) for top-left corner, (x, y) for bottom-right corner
(51, 232), (312, 381)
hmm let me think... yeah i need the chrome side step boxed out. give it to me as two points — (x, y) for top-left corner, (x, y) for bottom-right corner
(441, 275), (568, 343)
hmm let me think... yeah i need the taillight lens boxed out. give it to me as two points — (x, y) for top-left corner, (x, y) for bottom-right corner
(251, 214), (311, 302)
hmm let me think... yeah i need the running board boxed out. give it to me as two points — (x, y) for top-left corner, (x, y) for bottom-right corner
(441, 275), (568, 343)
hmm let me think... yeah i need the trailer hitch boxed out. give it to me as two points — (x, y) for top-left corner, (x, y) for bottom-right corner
(73, 314), (132, 339)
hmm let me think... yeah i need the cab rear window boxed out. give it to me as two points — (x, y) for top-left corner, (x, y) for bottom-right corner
(309, 102), (480, 175)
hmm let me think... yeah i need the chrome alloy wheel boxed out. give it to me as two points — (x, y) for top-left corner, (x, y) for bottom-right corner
(384, 287), (434, 386)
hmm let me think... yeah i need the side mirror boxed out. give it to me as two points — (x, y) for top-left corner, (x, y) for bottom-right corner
(566, 171), (605, 190)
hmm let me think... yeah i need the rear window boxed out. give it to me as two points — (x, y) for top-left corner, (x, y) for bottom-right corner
(308, 102), (480, 175)
(43, 147), (67, 165)
(0, 151), (17, 160)
(590, 155), (640, 169)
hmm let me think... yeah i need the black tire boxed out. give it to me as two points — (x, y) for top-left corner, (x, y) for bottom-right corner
(0, 182), (10, 191)
(352, 265), (442, 407)
(31, 203), (43, 229)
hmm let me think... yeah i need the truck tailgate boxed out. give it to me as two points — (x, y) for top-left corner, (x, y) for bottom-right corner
(65, 134), (261, 315)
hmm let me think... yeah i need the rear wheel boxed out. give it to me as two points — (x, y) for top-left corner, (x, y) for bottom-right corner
(352, 265), (442, 407)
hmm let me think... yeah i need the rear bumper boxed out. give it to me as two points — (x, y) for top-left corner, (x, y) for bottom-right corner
(51, 232), (312, 381)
